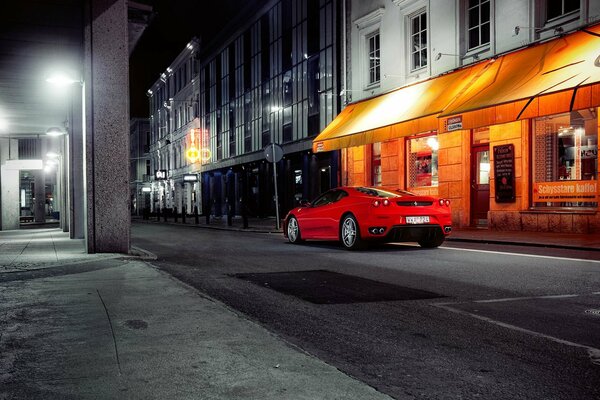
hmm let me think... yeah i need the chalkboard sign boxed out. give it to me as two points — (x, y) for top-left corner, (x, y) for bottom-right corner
(493, 144), (515, 203)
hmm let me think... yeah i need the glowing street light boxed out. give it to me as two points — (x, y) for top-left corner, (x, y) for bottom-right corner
(46, 127), (65, 136)
(46, 73), (79, 87)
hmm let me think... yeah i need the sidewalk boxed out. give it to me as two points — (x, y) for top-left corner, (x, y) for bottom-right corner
(135, 214), (600, 252)
(0, 228), (393, 400)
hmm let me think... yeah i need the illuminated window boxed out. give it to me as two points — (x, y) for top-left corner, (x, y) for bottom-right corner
(532, 109), (598, 208)
(467, 0), (490, 50)
(372, 142), (381, 186)
(409, 10), (427, 71)
(407, 133), (438, 188)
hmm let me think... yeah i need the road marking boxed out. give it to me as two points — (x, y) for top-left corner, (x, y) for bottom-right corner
(439, 246), (600, 264)
(434, 295), (600, 366)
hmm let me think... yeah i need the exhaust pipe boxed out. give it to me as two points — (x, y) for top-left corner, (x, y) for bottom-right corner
(444, 226), (452, 233)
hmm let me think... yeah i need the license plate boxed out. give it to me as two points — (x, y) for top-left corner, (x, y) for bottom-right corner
(406, 216), (430, 224)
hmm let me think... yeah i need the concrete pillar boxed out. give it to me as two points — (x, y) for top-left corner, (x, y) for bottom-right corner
(69, 84), (85, 239)
(83, 0), (130, 253)
(0, 139), (20, 230)
(33, 170), (45, 223)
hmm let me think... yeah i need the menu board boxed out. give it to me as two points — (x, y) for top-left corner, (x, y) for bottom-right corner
(493, 144), (515, 203)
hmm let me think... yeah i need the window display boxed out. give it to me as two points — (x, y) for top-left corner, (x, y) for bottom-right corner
(407, 133), (438, 188)
(532, 109), (598, 207)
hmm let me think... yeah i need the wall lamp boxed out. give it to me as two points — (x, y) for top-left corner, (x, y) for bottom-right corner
(514, 26), (538, 35)
(435, 52), (461, 61)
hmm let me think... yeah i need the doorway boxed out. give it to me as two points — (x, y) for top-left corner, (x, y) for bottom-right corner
(470, 144), (490, 227)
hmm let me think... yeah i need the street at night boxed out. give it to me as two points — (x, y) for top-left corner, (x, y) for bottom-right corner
(131, 222), (600, 399)
(2, 0), (600, 399)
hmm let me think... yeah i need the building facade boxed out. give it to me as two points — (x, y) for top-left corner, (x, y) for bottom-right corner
(147, 38), (202, 217)
(129, 118), (151, 216)
(147, 1), (343, 222)
(197, 0), (341, 221)
(315, 0), (600, 233)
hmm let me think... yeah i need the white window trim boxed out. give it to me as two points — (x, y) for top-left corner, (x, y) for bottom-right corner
(463, 0), (494, 59)
(534, 0), (585, 40)
(406, 8), (429, 76)
(355, 8), (385, 91)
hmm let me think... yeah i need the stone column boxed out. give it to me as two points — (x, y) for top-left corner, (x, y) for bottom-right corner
(83, 0), (130, 253)
(0, 138), (20, 230)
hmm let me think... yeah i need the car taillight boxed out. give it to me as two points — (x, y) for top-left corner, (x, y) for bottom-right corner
(382, 199), (390, 206)
(373, 200), (380, 207)
(445, 199), (451, 207)
(438, 198), (451, 207)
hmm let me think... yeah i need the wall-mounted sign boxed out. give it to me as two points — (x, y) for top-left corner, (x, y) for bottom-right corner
(533, 181), (598, 202)
(493, 144), (515, 203)
(183, 174), (198, 182)
(141, 187), (152, 192)
(186, 146), (200, 162)
(444, 115), (463, 131)
(155, 169), (167, 180)
(315, 142), (325, 152)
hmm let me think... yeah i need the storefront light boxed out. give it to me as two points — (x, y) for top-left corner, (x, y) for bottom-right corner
(426, 137), (439, 150)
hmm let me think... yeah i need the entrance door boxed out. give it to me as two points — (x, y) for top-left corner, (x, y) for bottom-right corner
(470, 145), (490, 227)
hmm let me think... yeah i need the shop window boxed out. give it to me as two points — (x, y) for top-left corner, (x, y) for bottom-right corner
(532, 109), (598, 208)
(407, 133), (439, 188)
(372, 142), (382, 187)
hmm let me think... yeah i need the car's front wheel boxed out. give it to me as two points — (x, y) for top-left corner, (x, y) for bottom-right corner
(340, 214), (363, 250)
(287, 216), (303, 244)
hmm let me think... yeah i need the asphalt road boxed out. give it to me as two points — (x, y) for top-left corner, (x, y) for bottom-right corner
(132, 222), (600, 400)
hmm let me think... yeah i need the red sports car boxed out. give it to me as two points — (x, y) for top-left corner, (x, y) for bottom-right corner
(284, 187), (452, 250)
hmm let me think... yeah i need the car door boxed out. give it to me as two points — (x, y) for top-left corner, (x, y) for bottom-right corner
(307, 189), (348, 239)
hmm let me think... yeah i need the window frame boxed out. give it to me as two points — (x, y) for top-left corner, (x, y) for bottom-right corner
(354, 8), (384, 91)
(408, 9), (428, 73)
(366, 31), (381, 86)
(466, 0), (491, 51)
(530, 108), (598, 210)
(405, 131), (439, 189)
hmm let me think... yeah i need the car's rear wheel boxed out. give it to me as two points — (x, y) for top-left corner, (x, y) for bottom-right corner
(287, 216), (303, 244)
(340, 214), (363, 250)
(418, 229), (445, 248)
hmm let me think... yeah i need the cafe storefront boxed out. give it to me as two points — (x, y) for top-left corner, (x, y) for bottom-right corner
(314, 23), (600, 233)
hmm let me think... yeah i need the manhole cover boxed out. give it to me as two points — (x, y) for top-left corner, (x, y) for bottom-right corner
(585, 309), (600, 316)
(232, 270), (444, 304)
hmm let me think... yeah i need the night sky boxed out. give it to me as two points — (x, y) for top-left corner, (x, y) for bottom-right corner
(129, 0), (264, 117)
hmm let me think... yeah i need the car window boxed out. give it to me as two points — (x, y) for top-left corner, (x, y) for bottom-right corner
(311, 190), (346, 207)
(311, 191), (333, 207)
(356, 187), (401, 198)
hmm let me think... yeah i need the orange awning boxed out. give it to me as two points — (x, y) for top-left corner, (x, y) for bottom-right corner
(439, 23), (600, 131)
(312, 63), (490, 152)
(314, 22), (600, 152)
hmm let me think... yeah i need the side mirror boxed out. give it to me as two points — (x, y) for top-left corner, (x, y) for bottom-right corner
(299, 199), (311, 207)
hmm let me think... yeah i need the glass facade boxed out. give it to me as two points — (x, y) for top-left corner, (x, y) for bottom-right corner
(532, 108), (598, 208)
(199, 0), (337, 164)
